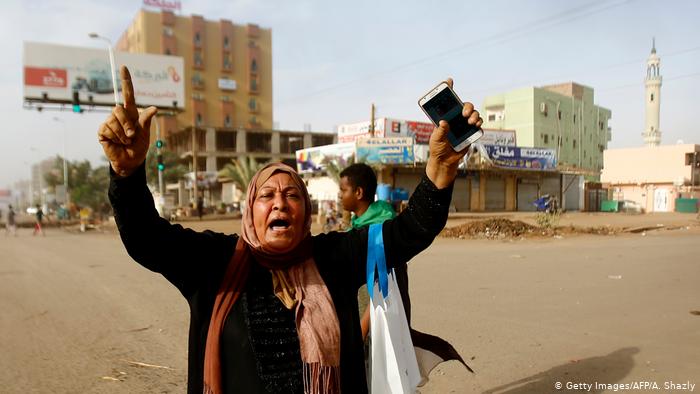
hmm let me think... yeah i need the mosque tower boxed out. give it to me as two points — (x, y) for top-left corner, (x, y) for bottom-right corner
(643, 38), (662, 147)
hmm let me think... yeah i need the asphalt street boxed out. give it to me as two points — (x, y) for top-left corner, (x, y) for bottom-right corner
(1, 224), (698, 393)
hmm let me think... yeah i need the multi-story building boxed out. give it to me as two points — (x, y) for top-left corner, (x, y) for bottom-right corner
(481, 82), (612, 174)
(116, 9), (274, 173)
(117, 9), (272, 134)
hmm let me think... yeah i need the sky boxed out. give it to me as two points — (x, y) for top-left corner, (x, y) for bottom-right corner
(1, 0), (699, 188)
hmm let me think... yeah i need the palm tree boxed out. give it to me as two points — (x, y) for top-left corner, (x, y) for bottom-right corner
(323, 155), (356, 185)
(218, 156), (267, 197)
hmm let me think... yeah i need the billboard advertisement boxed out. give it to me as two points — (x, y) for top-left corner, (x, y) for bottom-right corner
(296, 143), (356, 173)
(356, 137), (414, 165)
(484, 145), (557, 170)
(23, 41), (185, 109)
(337, 119), (385, 143)
(480, 129), (517, 146)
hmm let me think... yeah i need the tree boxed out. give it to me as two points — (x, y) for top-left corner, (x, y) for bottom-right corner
(145, 145), (187, 188)
(218, 156), (267, 197)
(43, 157), (109, 212)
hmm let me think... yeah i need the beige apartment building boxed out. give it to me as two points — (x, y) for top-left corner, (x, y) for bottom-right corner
(117, 9), (272, 135)
(601, 144), (700, 212)
(116, 10), (336, 207)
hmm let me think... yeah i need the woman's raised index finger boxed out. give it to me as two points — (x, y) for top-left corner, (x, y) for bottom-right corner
(120, 66), (136, 109)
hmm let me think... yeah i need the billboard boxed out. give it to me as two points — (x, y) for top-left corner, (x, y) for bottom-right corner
(356, 137), (414, 165)
(337, 119), (386, 143)
(23, 41), (185, 109)
(484, 145), (557, 170)
(480, 129), (517, 146)
(296, 143), (356, 174)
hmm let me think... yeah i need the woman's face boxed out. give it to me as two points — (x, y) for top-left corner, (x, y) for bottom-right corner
(253, 173), (307, 253)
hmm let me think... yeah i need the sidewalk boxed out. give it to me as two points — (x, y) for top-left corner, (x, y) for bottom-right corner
(444, 211), (699, 230)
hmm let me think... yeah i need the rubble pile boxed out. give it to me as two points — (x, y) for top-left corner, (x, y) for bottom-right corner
(440, 218), (626, 240)
(440, 218), (537, 239)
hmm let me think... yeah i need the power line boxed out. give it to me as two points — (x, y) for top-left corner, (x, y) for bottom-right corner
(277, 0), (636, 107)
(598, 72), (700, 94)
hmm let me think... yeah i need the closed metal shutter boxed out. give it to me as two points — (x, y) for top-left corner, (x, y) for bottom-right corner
(517, 180), (538, 211)
(485, 176), (505, 211)
(453, 177), (470, 212)
(541, 176), (561, 199)
(563, 174), (582, 211)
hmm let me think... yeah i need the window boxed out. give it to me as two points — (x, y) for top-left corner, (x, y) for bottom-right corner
(216, 131), (237, 151)
(192, 72), (204, 89)
(224, 114), (232, 128)
(650, 93), (654, 102)
(312, 135), (335, 146)
(251, 58), (258, 73)
(194, 32), (201, 46)
(250, 78), (258, 92)
(217, 157), (233, 171)
(223, 36), (230, 49)
(163, 26), (173, 36)
(246, 132), (271, 152)
(194, 50), (203, 68)
(196, 113), (203, 127)
(584, 151), (587, 158)
(223, 54), (232, 70)
(280, 134), (304, 154)
(165, 48), (171, 56)
(558, 110), (562, 120)
(573, 114), (577, 124)
(248, 98), (257, 112)
(543, 134), (549, 144)
(573, 139), (577, 149)
(488, 114), (496, 121)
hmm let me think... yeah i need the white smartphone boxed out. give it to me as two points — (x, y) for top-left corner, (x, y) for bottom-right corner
(418, 81), (483, 152)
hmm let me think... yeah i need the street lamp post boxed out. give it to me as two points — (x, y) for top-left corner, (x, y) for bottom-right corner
(52, 117), (69, 205)
(88, 33), (120, 106)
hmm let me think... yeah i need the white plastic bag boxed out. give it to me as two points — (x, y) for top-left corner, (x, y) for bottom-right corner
(367, 224), (421, 394)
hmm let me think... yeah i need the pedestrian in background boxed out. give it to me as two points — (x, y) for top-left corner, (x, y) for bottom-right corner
(197, 196), (204, 220)
(338, 163), (398, 338)
(5, 205), (17, 236)
(33, 204), (44, 236)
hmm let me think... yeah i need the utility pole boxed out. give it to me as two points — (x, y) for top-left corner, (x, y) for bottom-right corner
(192, 125), (198, 206)
(369, 103), (376, 137)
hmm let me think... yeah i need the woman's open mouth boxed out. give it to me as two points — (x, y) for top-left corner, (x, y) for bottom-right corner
(269, 219), (291, 232)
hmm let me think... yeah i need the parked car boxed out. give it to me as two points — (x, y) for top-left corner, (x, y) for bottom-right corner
(620, 200), (644, 214)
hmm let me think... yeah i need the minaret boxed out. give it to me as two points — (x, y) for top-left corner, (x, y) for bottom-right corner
(643, 38), (662, 147)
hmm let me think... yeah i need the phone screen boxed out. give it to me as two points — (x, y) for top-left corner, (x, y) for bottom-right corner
(423, 87), (480, 143)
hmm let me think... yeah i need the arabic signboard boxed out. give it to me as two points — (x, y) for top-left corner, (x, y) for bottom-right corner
(387, 119), (434, 144)
(484, 145), (557, 170)
(337, 119), (385, 143)
(295, 143), (356, 174)
(480, 129), (516, 146)
(23, 42), (185, 109)
(338, 118), (435, 144)
(356, 137), (414, 165)
(143, 0), (182, 12)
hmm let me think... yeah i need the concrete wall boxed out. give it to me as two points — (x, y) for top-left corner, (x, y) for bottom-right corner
(602, 144), (699, 185)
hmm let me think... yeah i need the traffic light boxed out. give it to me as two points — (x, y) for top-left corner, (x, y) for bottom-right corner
(156, 139), (164, 149)
(71, 91), (83, 113)
(157, 154), (164, 171)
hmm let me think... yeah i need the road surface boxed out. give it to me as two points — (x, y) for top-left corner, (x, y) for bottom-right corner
(1, 223), (698, 393)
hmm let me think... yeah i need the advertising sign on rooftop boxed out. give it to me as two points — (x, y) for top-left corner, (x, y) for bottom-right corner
(484, 145), (557, 170)
(295, 143), (356, 174)
(23, 42), (185, 109)
(356, 137), (414, 165)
